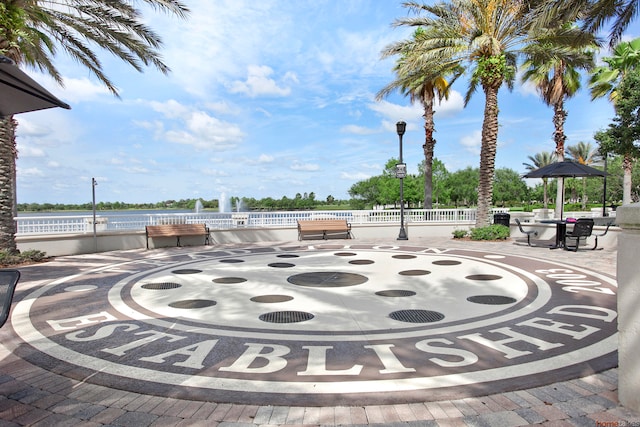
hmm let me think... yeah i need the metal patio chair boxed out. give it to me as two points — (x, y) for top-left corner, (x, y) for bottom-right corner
(515, 218), (538, 247)
(563, 218), (594, 252)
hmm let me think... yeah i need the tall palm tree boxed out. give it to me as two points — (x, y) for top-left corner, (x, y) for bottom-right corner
(0, 0), (189, 252)
(589, 37), (640, 205)
(521, 24), (597, 217)
(393, 0), (530, 227)
(565, 141), (601, 209)
(523, 151), (556, 208)
(378, 28), (462, 209)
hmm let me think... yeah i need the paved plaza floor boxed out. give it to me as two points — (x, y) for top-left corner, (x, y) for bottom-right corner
(1, 235), (639, 426)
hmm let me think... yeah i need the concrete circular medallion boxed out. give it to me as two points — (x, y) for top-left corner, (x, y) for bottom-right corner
(11, 244), (618, 406)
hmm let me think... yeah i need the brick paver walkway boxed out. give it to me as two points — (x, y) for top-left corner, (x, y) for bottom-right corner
(1, 235), (639, 426)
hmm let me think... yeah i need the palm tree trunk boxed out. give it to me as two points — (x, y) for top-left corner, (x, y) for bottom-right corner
(553, 101), (567, 218)
(476, 84), (500, 228)
(0, 116), (18, 252)
(422, 94), (436, 209)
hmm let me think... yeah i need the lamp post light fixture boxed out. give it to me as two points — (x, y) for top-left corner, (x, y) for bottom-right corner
(396, 121), (408, 240)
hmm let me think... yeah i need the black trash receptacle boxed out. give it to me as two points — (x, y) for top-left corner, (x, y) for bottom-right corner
(493, 212), (510, 227)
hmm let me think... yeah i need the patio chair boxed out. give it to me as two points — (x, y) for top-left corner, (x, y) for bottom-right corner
(515, 218), (538, 246)
(591, 221), (614, 251)
(563, 218), (594, 252)
(0, 269), (20, 328)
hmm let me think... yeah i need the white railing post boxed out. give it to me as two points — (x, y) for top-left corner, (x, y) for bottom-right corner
(615, 202), (640, 412)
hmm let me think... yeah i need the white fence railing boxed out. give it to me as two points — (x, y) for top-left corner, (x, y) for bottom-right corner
(15, 208), (505, 236)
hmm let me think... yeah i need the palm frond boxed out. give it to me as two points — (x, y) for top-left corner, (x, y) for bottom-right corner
(8, 0), (189, 97)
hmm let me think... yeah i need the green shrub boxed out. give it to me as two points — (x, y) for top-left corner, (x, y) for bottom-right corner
(452, 229), (469, 239)
(0, 249), (48, 266)
(469, 224), (510, 241)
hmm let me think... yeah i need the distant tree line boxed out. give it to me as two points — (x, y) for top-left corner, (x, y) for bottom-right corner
(348, 158), (530, 209)
(348, 155), (636, 210)
(17, 193), (348, 213)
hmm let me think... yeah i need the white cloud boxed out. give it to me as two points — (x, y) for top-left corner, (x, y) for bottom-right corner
(18, 146), (46, 157)
(14, 119), (51, 138)
(369, 100), (423, 124)
(19, 167), (45, 177)
(228, 65), (293, 97)
(434, 90), (465, 117)
(291, 161), (320, 171)
(141, 100), (246, 150)
(121, 166), (150, 174)
(149, 99), (192, 119)
(206, 101), (241, 115)
(341, 171), (371, 180)
(360, 163), (382, 171)
(202, 168), (229, 177)
(168, 111), (244, 150)
(258, 154), (274, 163)
(340, 124), (379, 135)
(460, 130), (482, 155)
(60, 76), (111, 102)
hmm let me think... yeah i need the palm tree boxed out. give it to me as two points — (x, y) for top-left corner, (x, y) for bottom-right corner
(520, 24), (597, 217)
(378, 28), (462, 209)
(531, 0), (638, 47)
(589, 37), (640, 205)
(392, 0), (530, 227)
(523, 151), (556, 208)
(565, 141), (601, 209)
(0, 0), (189, 252)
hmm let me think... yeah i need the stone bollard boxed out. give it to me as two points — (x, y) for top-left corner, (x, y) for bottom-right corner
(615, 202), (640, 412)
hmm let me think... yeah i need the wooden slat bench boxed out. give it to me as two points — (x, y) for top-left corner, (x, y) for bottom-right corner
(145, 224), (210, 249)
(297, 219), (352, 241)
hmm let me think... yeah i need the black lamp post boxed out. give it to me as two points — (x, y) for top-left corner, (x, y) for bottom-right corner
(396, 121), (408, 240)
(92, 178), (98, 253)
(602, 153), (608, 217)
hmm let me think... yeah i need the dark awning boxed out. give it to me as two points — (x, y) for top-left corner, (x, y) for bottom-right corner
(0, 55), (71, 116)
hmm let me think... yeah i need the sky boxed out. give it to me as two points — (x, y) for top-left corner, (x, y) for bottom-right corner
(13, 0), (639, 205)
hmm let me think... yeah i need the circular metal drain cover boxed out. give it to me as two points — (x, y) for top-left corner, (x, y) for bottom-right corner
(259, 311), (314, 323)
(375, 290), (416, 297)
(392, 254), (417, 259)
(399, 269), (431, 276)
(389, 309), (444, 323)
(432, 260), (461, 266)
(349, 259), (374, 265)
(334, 252), (357, 257)
(277, 254), (299, 258)
(466, 274), (502, 281)
(268, 262), (295, 268)
(141, 282), (181, 290)
(251, 295), (294, 303)
(220, 259), (244, 263)
(169, 299), (217, 309)
(467, 295), (517, 305)
(212, 277), (247, 284)
(288, 272), (368, 287)
(172, 269), (202, 274)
